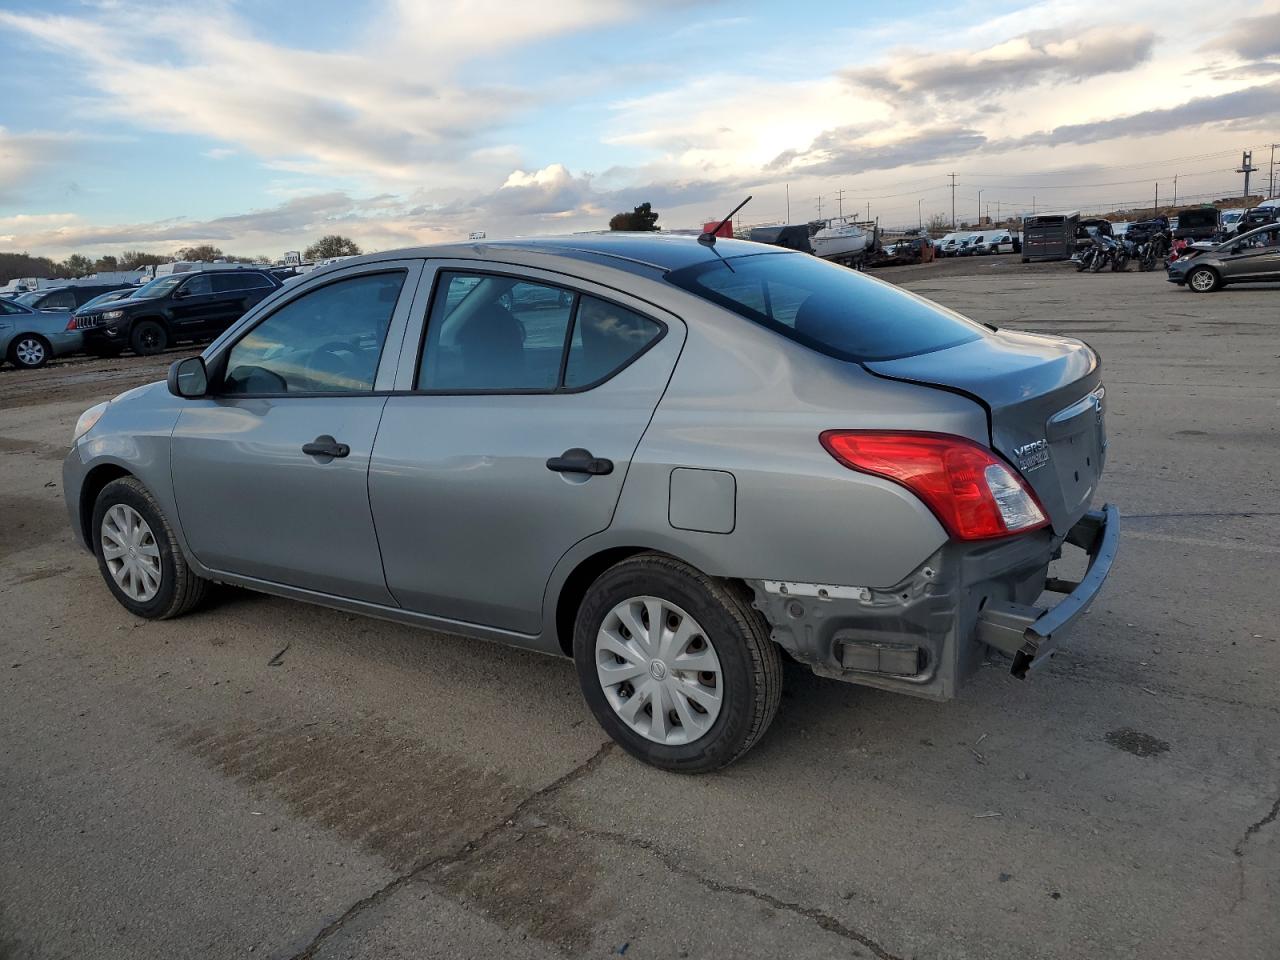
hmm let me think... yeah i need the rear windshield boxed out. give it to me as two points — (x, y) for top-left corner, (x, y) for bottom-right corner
(666, 252), (982, 362)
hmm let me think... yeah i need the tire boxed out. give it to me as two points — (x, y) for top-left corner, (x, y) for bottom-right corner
(130, 320), (168, 356)
(1187, 267), (1219, 293)
(91, 477), (207, 619)
(573, 553), (782, 773)
(8, 334), (51, 369)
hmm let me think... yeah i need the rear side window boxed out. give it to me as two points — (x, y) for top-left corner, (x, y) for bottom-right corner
(39, 289), (76, 310)
(418, 272), (663, 393)
(667, 252), (982, 362)
(183, 274), (213, 296)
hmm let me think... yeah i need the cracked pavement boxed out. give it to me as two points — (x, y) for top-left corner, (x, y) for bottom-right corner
(2, 266), (1278, 959)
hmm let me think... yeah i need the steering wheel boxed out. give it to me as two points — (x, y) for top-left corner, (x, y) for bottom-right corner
(304, 340), (363, 389)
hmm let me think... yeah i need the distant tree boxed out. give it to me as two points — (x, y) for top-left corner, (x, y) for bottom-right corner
(608, 202), (660, 232)
(118, 250), (170, 270)
(304, 235), (362, 260)
(175, 244), (224, 262)
(62, 254), (94, 277)
(0, 252), (60, 285)
(925, 213), (951, 237)
(94, 255), (119, 273)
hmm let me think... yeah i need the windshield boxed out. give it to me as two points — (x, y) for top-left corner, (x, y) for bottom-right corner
(131, 275), (185, 299)
(667, 252), (983, 362)
(13, 292), (45, 307)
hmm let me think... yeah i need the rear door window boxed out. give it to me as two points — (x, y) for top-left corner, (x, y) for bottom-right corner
(667, 252), (982, 362)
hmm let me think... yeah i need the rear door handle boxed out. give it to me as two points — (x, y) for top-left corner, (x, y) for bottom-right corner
(546, 448), (613, 476)
(302, 435), (350, 459)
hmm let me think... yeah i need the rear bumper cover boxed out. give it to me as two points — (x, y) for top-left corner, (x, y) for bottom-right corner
(975, 505), (1120, 678)
(747, 504), (1120, 700)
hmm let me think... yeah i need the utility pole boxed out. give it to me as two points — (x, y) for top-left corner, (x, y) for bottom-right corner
(815, 194), (823, 219)
(865, 201), (870, 221)
(997, 200), (1001, 224)
(977, 188), (983, 226)
(1237, 150), (1257, 200)
(786, 183), (790, 223)
(1269, 144), (1276, 200)
(832, 188), (846, 219)
(949, 173), (957, 228)
(1032, 195), (1036, 215)
(1154, 182), (1159, 217)
(1172, 174), (1178, 208)
(918, 198), (922, 231)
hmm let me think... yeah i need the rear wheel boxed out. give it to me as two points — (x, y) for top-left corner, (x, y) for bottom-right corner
(573, 554), (782, 773)
(1187, 267), (1220, 292)
(92, 477), (207, 619)
(9, 335), (50, 369)
(130, 320), (168, 356)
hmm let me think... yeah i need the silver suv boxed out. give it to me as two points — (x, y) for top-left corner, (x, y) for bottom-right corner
(64, 235), (1118, 771)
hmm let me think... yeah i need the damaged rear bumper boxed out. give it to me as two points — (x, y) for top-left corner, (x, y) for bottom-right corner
(746, 504), (1120, 700)
(975, 504), (1120, 678)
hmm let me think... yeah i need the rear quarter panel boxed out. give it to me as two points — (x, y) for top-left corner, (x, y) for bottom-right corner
(546, 292), (991, 624)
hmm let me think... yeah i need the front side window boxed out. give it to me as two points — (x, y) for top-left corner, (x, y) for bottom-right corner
(222, 271), (405, 395)
(667, 251), (983, 363)
(183, 274), (213, 296)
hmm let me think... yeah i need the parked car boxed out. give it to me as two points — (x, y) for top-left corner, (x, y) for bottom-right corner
(935, 232), (966, 257)
(1219, 209), (1247, 236)
(12, 283), (134, 314)
(75, 287), (141, 315)
(1166, 222), (1280, 291)
(64, 235), (1117, 772)
(0, 298), (85, 369)
(1173, 207), (1221, 241)
(71, 267), (280, 356)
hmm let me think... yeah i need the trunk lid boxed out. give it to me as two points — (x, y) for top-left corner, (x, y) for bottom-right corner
(864, 329), (1105, 536)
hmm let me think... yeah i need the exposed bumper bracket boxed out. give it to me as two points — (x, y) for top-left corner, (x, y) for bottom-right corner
(976, 504), (1120, 679)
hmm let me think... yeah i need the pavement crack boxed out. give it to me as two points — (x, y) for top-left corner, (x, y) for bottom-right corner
(285, 740), (614, 960)
(572, 823), (904, 960)
(1233, 789), (1280, 858)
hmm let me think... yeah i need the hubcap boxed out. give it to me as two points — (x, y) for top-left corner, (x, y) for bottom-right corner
(596, 596), (723, 746)
(1191, 271), (1213, 291)
(15, 338), (45, 366)
(101, 504), (162, 602)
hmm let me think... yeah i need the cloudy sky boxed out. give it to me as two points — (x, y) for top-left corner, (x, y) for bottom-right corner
(2, 0), (1279, 259)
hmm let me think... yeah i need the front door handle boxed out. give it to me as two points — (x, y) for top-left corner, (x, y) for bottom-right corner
(302, 435), (350, 459)
(547, 448), (613, 476)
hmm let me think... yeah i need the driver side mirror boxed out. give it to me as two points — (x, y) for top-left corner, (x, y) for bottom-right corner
(167, 356), (208, 398)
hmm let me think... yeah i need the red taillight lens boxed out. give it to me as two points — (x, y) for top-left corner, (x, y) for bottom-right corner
(66, 316), (78, 331)
(820, 430), (1049, 540)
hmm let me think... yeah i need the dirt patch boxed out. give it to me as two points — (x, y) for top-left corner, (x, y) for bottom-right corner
(1104, 728), (1170, 758)
(0, 352), (174, 410)
(429, 820), (601, 951)
(168, 717), (526, 872)
(0, 494), (68, 561)
(0, 437), (69, 461)
(11, 564), (72, 585)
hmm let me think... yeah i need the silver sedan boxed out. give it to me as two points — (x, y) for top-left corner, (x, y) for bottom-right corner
(0, 299), (84, 369)
(63, 235), (1118, 771)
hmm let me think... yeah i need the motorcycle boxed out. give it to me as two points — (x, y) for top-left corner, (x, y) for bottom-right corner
(1111, 237), (1134, 272)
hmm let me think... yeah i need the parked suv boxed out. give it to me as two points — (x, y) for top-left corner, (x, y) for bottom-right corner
(73, 268), (280, 356)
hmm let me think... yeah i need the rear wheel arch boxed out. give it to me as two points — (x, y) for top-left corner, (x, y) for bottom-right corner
(553, 546), (652, 655)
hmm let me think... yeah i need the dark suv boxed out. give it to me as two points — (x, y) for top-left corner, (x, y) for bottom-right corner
(73, 268), (280, 356)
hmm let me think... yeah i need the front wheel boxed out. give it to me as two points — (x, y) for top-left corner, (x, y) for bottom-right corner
(9, 334), (51, 369)
(130, 320), (168, 356)
(92, 477), (207, 619)
(573, 554), (782, 773)
(1187, 267), (1220, 292)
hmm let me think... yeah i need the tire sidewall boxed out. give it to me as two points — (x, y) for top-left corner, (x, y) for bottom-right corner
(573, 560), (760, 771)
(91, 479), (182, 618)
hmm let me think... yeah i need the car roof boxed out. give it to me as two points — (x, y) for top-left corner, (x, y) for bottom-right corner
(316, 234), (793, 278)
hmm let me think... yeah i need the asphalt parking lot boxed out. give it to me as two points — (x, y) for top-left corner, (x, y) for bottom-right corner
(2, 262), (1277, 960)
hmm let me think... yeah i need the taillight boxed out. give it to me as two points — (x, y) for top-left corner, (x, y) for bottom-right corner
(820, 431), (1048, 541)
(66, 316), (78, 330)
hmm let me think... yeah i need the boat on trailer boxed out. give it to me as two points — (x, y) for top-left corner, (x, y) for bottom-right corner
(811, 218), (880, 266)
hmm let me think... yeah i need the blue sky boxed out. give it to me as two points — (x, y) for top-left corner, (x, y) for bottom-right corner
(1, 0), (1278, 258)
